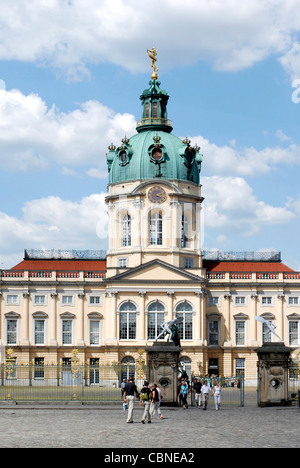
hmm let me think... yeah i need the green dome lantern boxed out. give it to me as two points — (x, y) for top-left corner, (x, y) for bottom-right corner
(106, 48), (203, 185)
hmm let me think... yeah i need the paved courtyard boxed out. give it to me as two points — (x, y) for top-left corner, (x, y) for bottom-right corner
(0, 389), (298, 449)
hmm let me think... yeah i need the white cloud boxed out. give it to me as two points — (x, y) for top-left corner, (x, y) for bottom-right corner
(0, 1), (299, 80)
(188, 135), (300, 177)
(202, 176), (295, 237)
(0, 87), (136, 173)
(0, 193), (108, 268)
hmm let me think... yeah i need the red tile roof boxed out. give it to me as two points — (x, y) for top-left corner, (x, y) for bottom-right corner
(11, 259), (106, 272)
(203, 260), (294, 272)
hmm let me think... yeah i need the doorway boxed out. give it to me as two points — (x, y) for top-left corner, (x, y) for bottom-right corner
(208, 358), (219, 376)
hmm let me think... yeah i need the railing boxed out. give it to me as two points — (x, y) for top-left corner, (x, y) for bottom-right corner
(0, 270), (106, 280)
(190, 375), (244, 407)
(0, 364), (149, 402)
(136, 117), (173, 128)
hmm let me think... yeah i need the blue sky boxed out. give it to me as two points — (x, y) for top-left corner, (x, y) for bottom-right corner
(1, 0), (300, 269)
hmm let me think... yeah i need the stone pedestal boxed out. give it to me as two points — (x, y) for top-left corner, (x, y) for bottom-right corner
(146, 342), (181, 406)
(256, 342), (291, 407)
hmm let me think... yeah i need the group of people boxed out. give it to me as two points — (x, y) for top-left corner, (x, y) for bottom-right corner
(123, 376), (164, 424)
(179, 375), (222, 411)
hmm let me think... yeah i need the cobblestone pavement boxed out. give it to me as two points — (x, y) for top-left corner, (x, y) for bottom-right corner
(0, 390), (298, 449)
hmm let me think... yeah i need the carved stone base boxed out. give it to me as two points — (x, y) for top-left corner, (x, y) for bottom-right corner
(146, 341), (181, 406)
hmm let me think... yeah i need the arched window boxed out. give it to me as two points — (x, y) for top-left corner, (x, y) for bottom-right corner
(175, 302), (193, 340)
(149, 212), (163, 245)
(122, 214), (131, 247)
(120, 356), (136, 382)
(147, 301), (166, 340)
(119, 301), (137, 340)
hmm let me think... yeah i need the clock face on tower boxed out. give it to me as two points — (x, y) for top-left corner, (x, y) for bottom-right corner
(148, 186), (167, 204)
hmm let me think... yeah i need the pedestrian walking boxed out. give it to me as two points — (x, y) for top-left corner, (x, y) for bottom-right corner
(179, 379), (189, 409)
(121, 379), (126, 398)
(140, 381), (152, 424)
(193, 378), (202, 408)
(212, 381), (221, 410)
(200, 380), (210, 410)
(149, 383), (164, 419)
(123, 376), (139, 423)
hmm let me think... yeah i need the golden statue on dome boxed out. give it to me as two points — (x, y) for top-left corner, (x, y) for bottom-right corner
(147, 47), (158, 79)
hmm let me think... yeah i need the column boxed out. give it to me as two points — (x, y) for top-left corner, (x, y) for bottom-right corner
(250, 293), (258, 346)
(22, 291), (30, 345)
(166, 290), (174, 321)
(139, 290), (146, 342)
(277, 294), (285, 342)
(49, 292), (58, 346)
(223, 292), (232, 344)
(77, 292), (85, 346)
(194, 290), (202, 344)
(202, 289), (207, 345)
(106, 291), (118, 345)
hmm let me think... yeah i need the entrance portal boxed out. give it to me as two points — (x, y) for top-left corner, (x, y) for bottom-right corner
(208, 358), (219, 376)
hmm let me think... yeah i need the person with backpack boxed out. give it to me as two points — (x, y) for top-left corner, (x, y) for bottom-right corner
(150, 383), (164, 420)
(140, 381), (152, 424)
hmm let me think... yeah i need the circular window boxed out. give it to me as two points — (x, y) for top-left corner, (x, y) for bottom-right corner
(152, 148), (162, 161)
(159, 378), (170, 387)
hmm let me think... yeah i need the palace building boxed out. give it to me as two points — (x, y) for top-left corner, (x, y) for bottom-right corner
(1, 57), (300, 386)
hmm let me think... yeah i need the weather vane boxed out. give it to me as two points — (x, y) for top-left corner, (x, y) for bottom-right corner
(147, 47), (158, 80)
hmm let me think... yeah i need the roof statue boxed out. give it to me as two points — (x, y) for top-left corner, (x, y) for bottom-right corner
(147, 47), (158, 79)
(255, 316), (283, 342)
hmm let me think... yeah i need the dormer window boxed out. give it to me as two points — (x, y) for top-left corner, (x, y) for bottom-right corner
(119, 150), (127, 163)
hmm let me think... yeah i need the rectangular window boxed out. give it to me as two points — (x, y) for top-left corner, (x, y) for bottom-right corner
(89, 296), (102, 305)
(289, 321), (299, 346)
(119, 312), (136, 340)
(62, 320), (73, 345)
(235, 321), (246, 345)
(90, 321), (100, 345)
(208, 320), (219, 345)
(118, 258), (128, 268)
(7, 319), (17, 344)
(34, 319), (45, 345)
(148, 312), (165, 340)
(183, 258), (194, 269)
(34, 358), (45, 379)
(288, 297), (299, 305)
(235, 296), (246, 305)
(6, 294), (19, 305)
(208, 296), (220, 306)
(61, 295), (74, 305)
(236, 358), (245, 376)
(262, 296), (273, 305)
(152, 102), (158, 118)
(34, 295), (46, 305)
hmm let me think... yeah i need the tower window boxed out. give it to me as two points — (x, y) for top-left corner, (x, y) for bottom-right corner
(145, 102), (150, 118)
(152, 102), (158, 118)
(122, 214), (131, 247)
(149, 212), (163, 245)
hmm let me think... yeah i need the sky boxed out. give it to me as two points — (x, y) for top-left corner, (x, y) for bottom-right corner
(1, 0), (300, 270)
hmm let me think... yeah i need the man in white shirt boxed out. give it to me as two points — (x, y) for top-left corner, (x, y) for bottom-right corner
(200, 380), (211, 410)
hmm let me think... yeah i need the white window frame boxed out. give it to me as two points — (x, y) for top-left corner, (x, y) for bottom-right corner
(89, 319), (101, 345)
(149, 211), (163, 246)
(183, 257), (194, 269)
(34, 295), (47, 306)
(208, 296), (220, 306)
(261, 296), (273, 306)
(61, 295), (74, 306)
(288, 296), (299, 306)
(88, 295), (102, 306)
(234, 296), (247, 306)
(6, 294), (20, 306)
(117, 257), (128, 268)
(235, 320), (246, 346)
(61, 319), (74, 345)
(288, 320), (300, 346)
(34, 319), (46, 345)
(6, 318), (19, 345)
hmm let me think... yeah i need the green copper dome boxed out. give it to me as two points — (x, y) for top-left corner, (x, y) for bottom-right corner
(107, 78), (203, 185)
